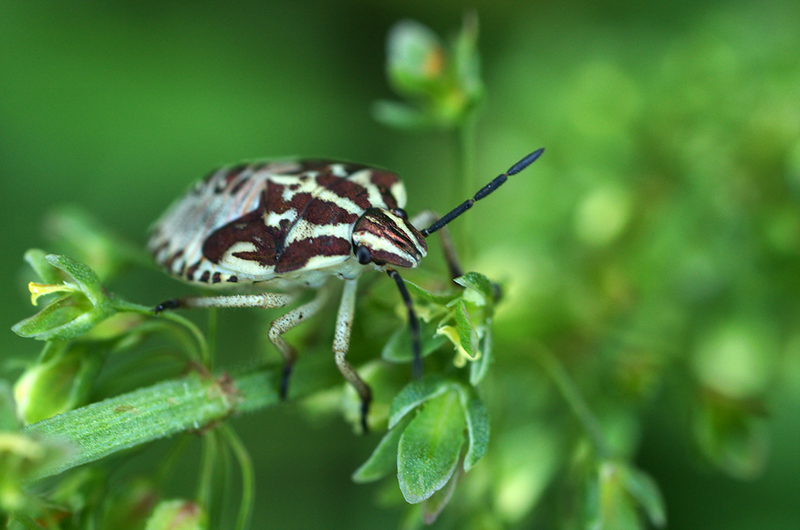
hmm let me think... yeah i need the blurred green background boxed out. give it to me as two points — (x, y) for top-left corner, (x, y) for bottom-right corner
(2, 1), (799, 529)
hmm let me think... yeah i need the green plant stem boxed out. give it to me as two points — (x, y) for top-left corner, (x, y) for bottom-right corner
(207, 307), (219, 370)
(531, 344), (612, 458)
(197, 428), (219, 509)
(22, 366), (309, 481)
(112, 298), (210, 365)
(220, 424), (254, 530)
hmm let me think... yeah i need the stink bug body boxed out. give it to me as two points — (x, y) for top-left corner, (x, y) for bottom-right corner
(149, 149), (544, 431)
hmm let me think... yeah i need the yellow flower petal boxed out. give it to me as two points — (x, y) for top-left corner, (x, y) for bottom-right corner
(28, 282), (75, 306)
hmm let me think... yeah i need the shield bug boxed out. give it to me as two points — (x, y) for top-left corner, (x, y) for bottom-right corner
(149, 149), (544, 431)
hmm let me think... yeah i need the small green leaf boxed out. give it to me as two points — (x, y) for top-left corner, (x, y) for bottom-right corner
(402, 279), (459, 305)
(438, 300), (479, 367)
(622, 466), (667, 528)
(388, 375), (452, 429)
(382, 318), (448, 363)
(352, 416), (411, 483)
(454, 386), (489, 471)
(45, 254), (107, 306)
(12, 295), (100, 340)
(397, 391), (466, 503)
(469, 320), (492, 385)
(453, 272), (494, 308)
(455, 300), (478, 360)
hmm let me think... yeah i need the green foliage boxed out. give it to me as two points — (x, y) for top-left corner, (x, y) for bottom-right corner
(374, 14), (483, 130)
(2, 3), (799, 529)
(12, 252), (115, 341)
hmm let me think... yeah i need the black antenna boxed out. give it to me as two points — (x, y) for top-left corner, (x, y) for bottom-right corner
(420, 148), (545, 237)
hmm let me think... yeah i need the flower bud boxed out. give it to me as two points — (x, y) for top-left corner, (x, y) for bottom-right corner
(13, 253), (115, 341)
(145, 500), (207, 530)
(14, 341), (103, 424)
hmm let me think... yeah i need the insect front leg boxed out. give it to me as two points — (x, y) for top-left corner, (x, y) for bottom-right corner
(154, 292), (296, 395)
(154, 292), (295, 313)
(333, 278), (372, 434)
(412, 210), (463, 280)
(267, 286), (330, 399)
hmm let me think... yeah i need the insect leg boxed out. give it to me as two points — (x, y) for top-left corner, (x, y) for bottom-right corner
(154, 292), (294, 313)
(267, 287), (330, 399)
(387, 269), (422, 378)
(154, 291), (313, 397)
(332, 278), (372, 433)
(412, 210), (463, 280)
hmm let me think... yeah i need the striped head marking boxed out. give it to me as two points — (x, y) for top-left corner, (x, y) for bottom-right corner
(352, 208), (427, 268)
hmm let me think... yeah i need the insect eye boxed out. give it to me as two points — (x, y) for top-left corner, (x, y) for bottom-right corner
(392, 208), (408, 220)
(356, 245), (372, 265)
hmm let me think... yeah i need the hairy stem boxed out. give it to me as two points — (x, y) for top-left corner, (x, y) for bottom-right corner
(22, 361), (335, 481)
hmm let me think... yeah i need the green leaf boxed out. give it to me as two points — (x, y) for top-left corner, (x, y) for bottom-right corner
(20, 368), (291, 482)
(382, 318), (448, 363)
(45, 254), (107, 307)
(388, 375), (452, 429)
(622, 466), (667, 528)
(453, 272), (494, 308)
(454, 385), (489, 471)
(397, 391), (466, 503)
(12, 295), (101, 340)
(469, 320), (492, 385)
(352, 416), (411, 483)
(402, 279), (459, 305)
(455, 300), (478, 360)
(437, 300), (479, 367)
